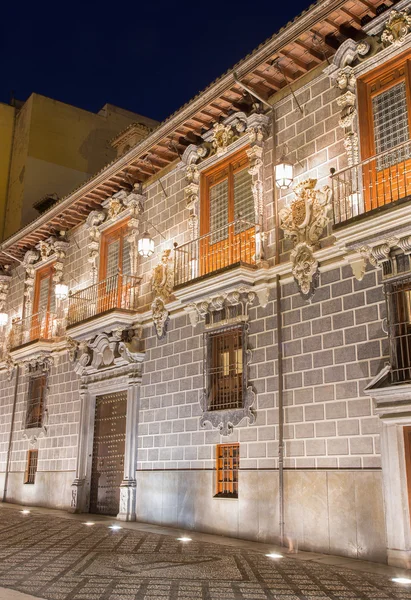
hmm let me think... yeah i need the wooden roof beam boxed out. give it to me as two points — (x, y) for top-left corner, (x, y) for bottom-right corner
(277, 50), (311, 71)
(356, 0), (377, 14)
(339, 7), (363, 27)
(293, 38), (325, 62)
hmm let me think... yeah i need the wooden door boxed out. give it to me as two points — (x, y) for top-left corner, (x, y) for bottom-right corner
(98, 222), (131, 312)
(200, 149), (255, 276)
(358, 52), (411, 212)
(90, 391), (127, 516)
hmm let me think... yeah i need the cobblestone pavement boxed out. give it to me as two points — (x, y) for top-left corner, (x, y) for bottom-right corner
(1, 507), (411, 600)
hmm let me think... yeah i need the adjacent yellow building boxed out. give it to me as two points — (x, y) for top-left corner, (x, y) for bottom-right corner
(0, 93), (157, 240)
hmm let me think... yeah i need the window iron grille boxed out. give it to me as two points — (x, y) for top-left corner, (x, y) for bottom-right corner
(385, 275), (411, 384)
(373, 82), (411, 170)
(24, 450), (38, 484)
(25, 375), (46, 429)
(216, 443), (239, 498)
(204, 325), (245, 412)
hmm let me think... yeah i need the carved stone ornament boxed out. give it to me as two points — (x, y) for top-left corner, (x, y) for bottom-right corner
(0, 273), (12, 313)
(184, 286), (258, 329)
(69, 329), (143, 377)
(334, 67), (358, 166)
(381, 9), (411, 47)
(151, 249), (173, 338)
(86, 211), (106, 284)
(37, 237), (56, 261)
(22, 250), (40, 312)
(279, 179), (332, 297)
(211, 122), (234, 157)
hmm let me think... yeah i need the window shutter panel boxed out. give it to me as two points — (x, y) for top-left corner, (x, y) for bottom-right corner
(122, 237), (131, 275)
(372, 81), (410, 169)
(209, 179), (229, 243)
(38, 276), (50, 312)
(106, 240), (120, 279)
(233, 167), (254, 229)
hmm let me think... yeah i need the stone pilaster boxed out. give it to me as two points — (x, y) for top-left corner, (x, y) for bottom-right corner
(69, 381), (90, 513)
(117, 369), (143, 521)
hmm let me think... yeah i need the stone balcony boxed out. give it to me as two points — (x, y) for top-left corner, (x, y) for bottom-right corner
(8, 309), (66, 361)
(66, 273), (141, 341)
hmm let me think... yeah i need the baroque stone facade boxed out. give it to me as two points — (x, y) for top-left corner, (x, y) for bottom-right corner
(1, 0), (411, 570)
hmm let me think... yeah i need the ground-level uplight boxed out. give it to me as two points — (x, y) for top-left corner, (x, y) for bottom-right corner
(83, 522), (95, 526)
(109, 525), (122, 531)
(20, 510), (31, 514)
(392, 577), (411, 584)
(265, 553), (283, 559)
(177, 537), (192, 542)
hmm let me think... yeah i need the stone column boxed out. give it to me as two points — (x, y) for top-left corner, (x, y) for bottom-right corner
(117, 370), (142, 521)
(69, 381), (90, 513)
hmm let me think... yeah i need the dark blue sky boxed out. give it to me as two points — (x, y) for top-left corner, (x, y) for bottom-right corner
(1, 0), (313, 123)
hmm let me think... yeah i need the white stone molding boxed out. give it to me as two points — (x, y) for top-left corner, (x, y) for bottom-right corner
(69, 381), (92, 513)
(21, 356), (53, 445)
(52, 239), (70, 284)
(247, 144), (264, 226)
(86, 210), (106, 284)
(325, 38), (359, 73)
(200, 319), (255, 436)
(70, 352), (144, 518)
(364, 373), (411, 568)
(124, 186), (144, 274)
(22, 250), (40, 318)
(118, 371), (141, 521)
(184, 286), (257, 329)
(151, 249), (173, 339)
(334, 66), (359, 167)
(279, 179), (332, 297)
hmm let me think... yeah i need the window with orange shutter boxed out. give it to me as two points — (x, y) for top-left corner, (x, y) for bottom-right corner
(216, 444), (239, 497)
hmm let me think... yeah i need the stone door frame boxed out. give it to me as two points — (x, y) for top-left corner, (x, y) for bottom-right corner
(69, 365), (142, 522)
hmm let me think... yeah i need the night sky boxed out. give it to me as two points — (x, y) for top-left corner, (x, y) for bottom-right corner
(1, 0), (314, 124)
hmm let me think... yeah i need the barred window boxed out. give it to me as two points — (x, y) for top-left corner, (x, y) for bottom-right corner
(385, 276), (411, 384)
(25, 375), (46, 429)
(205, 325), (244, 411)
(373, 81), (411, 170)
(216, 444), (239, 498)
(24, 450), (38, 484)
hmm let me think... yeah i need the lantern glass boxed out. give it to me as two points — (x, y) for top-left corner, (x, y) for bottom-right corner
(138, 233), (155, 257)
(0, 312), (8, 327)
(55, 283), (69, 301)
(275, 160), (294, 189)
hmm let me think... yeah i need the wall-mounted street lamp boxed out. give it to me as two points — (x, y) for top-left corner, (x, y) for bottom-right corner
(137, 221), (167, 258)
(275, 154), (294, 190)
(0, 312), (8, 327)
(55, 283), (69, 301)
(137, 232), (155, 258)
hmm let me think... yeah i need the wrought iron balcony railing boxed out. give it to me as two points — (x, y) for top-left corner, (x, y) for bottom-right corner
(67, 273), (140, 328)
(331, 139), (411, 226)
(385, 276), (411, 385)
(9, 310), (60, 350)
(174, 219), (263, 289)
